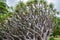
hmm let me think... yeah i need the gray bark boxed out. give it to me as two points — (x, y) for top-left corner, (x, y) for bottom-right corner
(0, 0), (55, 40)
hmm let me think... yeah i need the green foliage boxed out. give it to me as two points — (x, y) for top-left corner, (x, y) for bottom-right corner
(0, 12), (12, 23)
(0, 1), (7, 23)
(52, 17), (60, 37)
(49, 37), (55, 40)
(0, 1), (12, 24)
(49, 3), (54, 9)
(0, 2), (8, 13)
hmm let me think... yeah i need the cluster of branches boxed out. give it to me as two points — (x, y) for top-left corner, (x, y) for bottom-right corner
(0, 0), (56, 40)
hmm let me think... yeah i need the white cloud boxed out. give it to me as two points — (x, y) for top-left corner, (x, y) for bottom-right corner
(22, 0), (28, 2)
(6, 0), (19, 6)
(47, 0), (55, 3)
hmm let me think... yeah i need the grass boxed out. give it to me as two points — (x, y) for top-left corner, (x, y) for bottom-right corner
(48, 37), (60, 40)
(54, 38), (60, 40)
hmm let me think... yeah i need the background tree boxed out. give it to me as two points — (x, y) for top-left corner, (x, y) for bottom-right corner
(0, 0), (12, 25)
(51, 17), (60, 37)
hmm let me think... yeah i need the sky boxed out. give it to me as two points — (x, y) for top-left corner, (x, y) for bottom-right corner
(6, 0), (60, 17)
(6, 0), (60, 11)
(47, 0), (60, 11)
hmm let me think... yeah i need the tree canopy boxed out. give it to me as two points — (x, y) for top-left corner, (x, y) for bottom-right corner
(0, 0), (60, 40)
